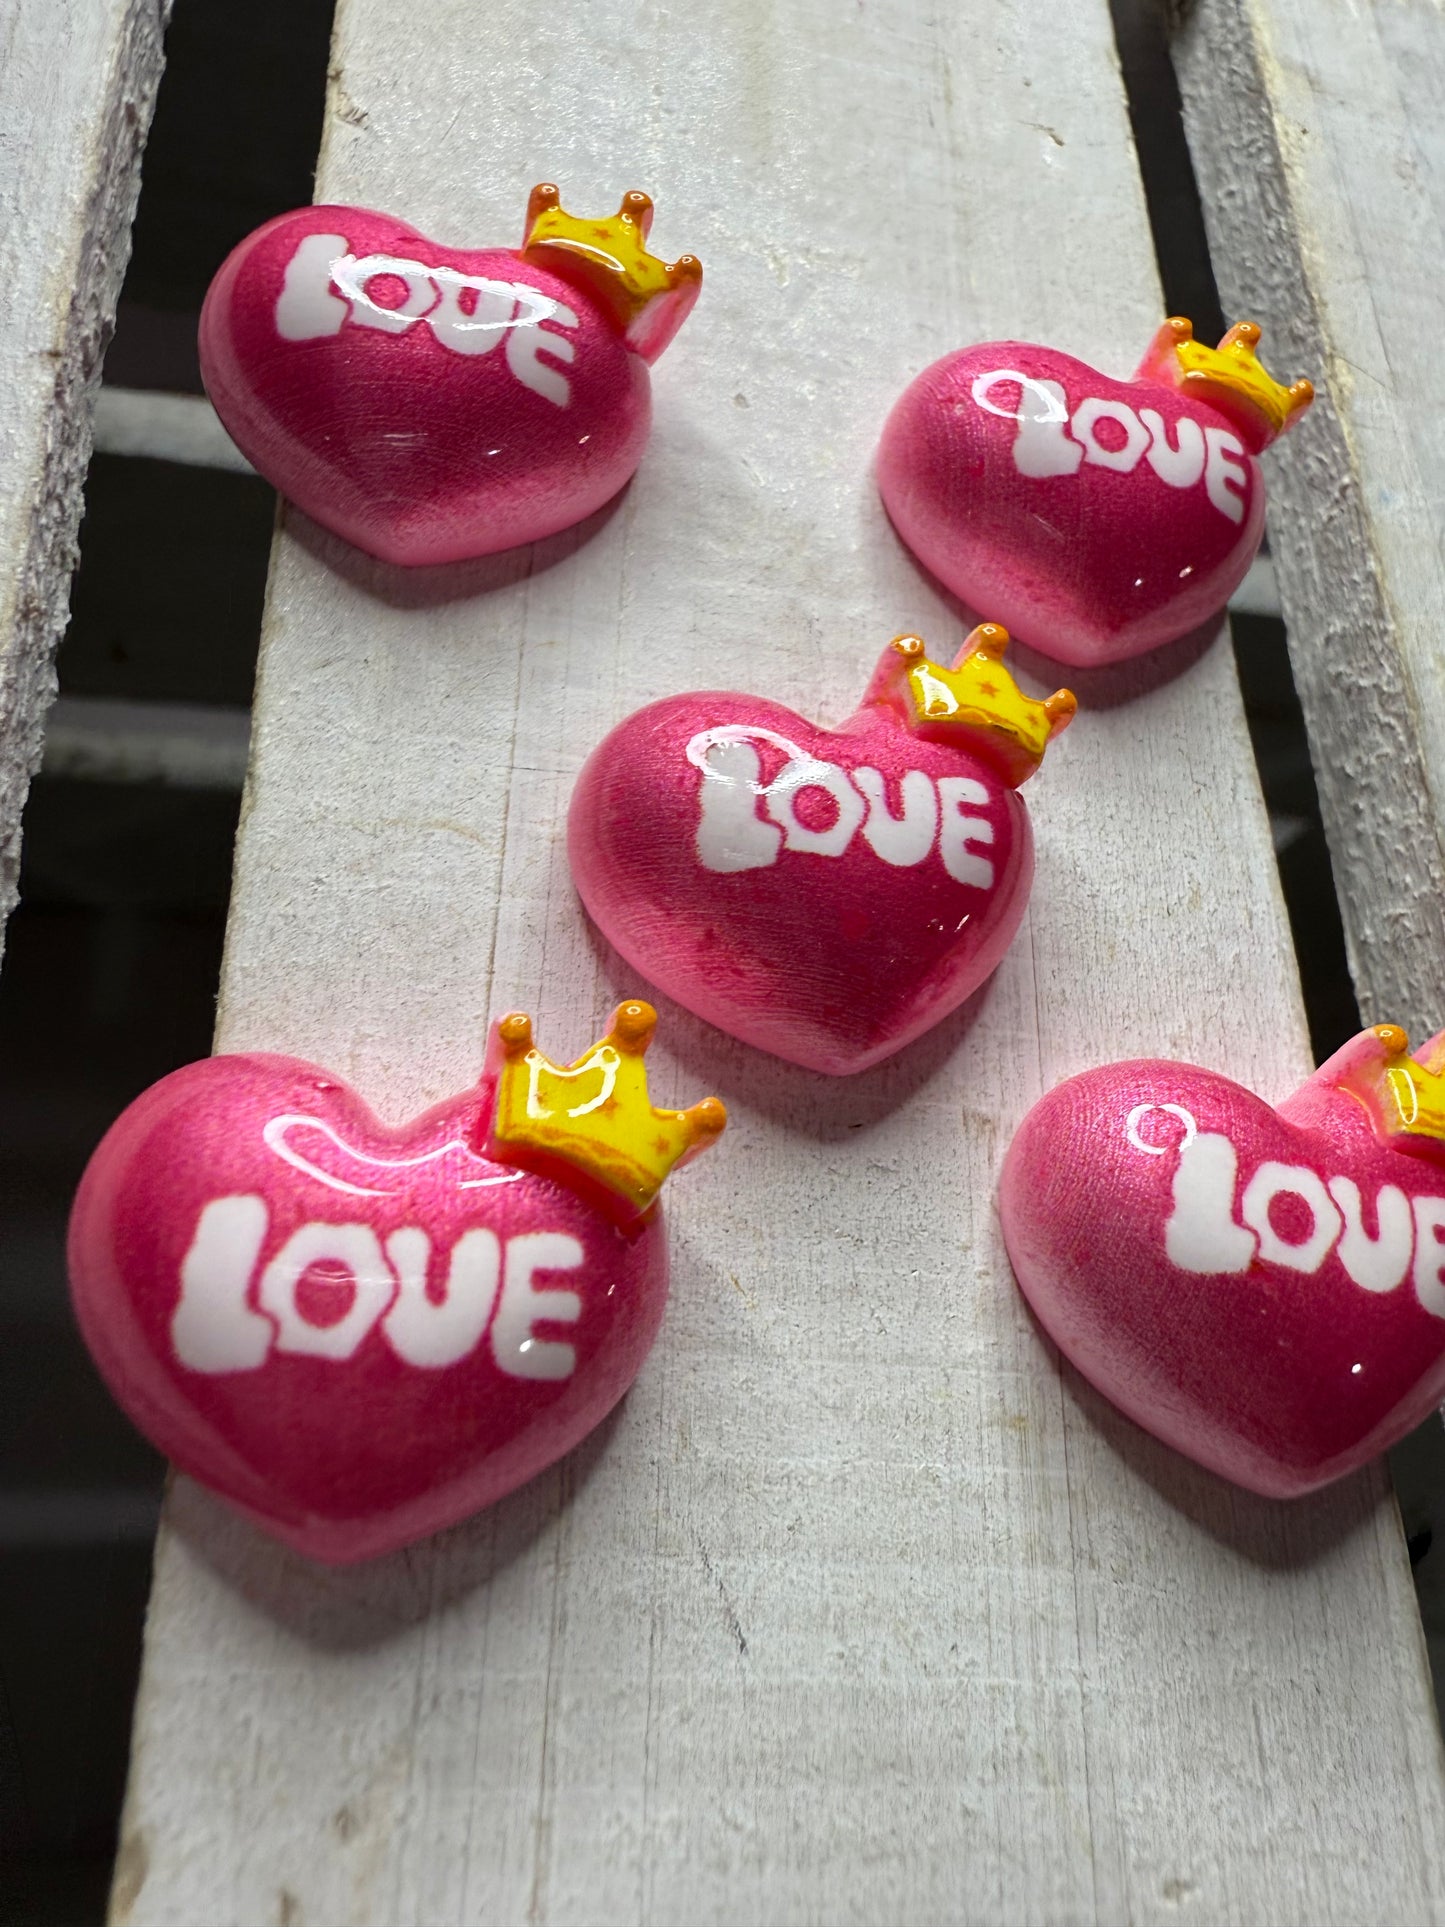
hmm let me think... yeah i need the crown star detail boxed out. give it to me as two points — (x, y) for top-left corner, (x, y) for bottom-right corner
(1144, 317), (1314, 452)
(1349, 1024), (1445, 1153)
(866, 625), (1075, 788)
(521, 184), (703, 364)
(481, 999), (725, 1223)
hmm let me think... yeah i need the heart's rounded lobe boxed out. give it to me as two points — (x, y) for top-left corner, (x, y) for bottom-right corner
(1000, 1057), (1445, 1496)
(878, 342), (1264, 666)
(570, 693), (1031, 1074)
(200, 206), (651, 565)
(68, 1054), (668, 1561)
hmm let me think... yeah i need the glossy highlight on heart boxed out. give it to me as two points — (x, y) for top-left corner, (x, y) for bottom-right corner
(67, 1002), (724, 1562)
(1000, 1024), (1445, 1496)
(199, 184), (701, 565)
(878, 318), (1313, 667)
(569, 625), (1074, 1074)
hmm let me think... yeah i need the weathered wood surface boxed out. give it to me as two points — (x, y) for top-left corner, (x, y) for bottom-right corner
(114, 0), (1445, 1921)
(0, 0), (171, 948)
(1174, 0), (1445, 1040)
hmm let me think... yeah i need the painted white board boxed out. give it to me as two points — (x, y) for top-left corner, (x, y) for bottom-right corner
(114, 0), (1445, 1921)
(1175, 0), (1445, 1038)
(0, 0), (171, 945)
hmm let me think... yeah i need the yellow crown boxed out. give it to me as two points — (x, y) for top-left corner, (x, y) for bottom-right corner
(1150, 317), (1313, 449)
(1354, 1024), (1445, 1149)
(867, 626), (1075, 788)
(521, 184), (702, 363)
(483, 1000), (725, 1222)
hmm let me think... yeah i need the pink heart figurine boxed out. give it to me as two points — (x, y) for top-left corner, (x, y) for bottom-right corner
(1000, 1024), (1445, 1496)
(199, 184), (701, 565)
(569, 625), (1074, 1074)
(68, 1002), (724, 1562)
(878, 318), (1313, 667)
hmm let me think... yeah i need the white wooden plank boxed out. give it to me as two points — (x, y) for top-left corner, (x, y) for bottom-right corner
(1173, 0), (1445, 1037)
(41, 696), (249, 789)
(93, 386), (254, 474)
(114, 1), (1445, 1922)
(0, 0), (171, 943)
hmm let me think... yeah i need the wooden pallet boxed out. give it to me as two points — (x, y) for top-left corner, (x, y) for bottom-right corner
(0, 0), (170, 936)
(6, 0), (1445, 1920)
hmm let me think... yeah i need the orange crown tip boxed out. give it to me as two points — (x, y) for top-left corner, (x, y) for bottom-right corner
(496, 1009), (535, 1055)
(876, 624), (1073, 788)
(1144, 315), (1313, 450)
(1372, 1022), (1412, 1059)
(483, 999), (725, 1221)
(521, 183), (702, 363)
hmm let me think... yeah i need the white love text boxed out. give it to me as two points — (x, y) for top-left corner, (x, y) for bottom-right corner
(172, 1196), (586, 1377)
(972, 369), (1249, 525)
(274, 232), (579, 406)
(687, 725), (996, 888)
(1128, 1103), (1445, 1316)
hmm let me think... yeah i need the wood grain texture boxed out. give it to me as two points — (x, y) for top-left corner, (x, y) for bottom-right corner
(115, 1), (1445, 1921)
(1173, 0), (1445, 1040)
(0, 0), (171, 948)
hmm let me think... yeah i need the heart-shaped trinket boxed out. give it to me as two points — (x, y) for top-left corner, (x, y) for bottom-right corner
(1000, 1025), (1445, 1496)
(199, 184), (701, 565)
(569, 626), (1074, 1074)
(68, 1002), (723, 1562)
(878, 318), (1313, 667)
